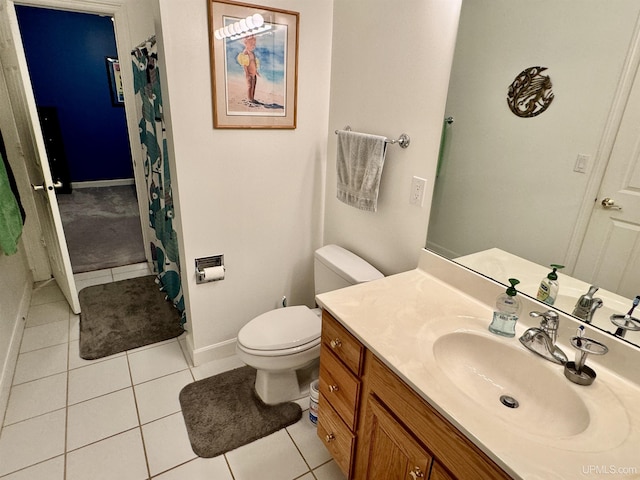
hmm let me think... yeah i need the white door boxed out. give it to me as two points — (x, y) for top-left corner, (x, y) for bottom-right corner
(573, 60), (640, 300)
(0, 1), (79, 313)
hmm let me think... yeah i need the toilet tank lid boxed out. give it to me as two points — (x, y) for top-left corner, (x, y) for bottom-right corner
(315, 244), (383, 284)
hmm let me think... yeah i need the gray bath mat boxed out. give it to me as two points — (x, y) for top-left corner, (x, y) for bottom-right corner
(179, 366), (302, 458)
(79, 275), (183, 359)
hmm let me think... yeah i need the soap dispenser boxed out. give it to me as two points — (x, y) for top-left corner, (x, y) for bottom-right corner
(489, 278), (521, 337)
(536, 264), (564, 306)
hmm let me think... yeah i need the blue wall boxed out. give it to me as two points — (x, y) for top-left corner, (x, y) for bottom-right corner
(16, 6), (133, 183)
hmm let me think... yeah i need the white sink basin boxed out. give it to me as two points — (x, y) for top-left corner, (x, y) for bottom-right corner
(433, 331), (589, 437)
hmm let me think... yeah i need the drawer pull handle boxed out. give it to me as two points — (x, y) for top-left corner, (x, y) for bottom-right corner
(325, 433), (335, 443)
(329, 384), (339, 393)
(409, 466), (424, 479)
(330, 338), (342, 349)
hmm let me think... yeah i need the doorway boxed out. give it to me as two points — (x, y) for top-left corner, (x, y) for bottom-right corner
(15, 6), (147, 274)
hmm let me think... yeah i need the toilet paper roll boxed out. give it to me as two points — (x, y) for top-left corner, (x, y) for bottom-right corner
(202, 266), (225, 281)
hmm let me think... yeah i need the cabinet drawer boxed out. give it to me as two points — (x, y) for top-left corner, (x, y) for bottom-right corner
(319, 345), (361, 431)
(317, 394), (355, 478)
(322, 310), (364, 375)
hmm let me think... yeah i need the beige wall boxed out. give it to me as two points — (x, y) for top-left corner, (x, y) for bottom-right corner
(156, 0), (334, 362)
(323, 0), (462, 275)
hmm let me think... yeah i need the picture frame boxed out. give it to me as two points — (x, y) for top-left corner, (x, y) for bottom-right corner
(105, 57), (124, 106)
(207, 0), (299, 129)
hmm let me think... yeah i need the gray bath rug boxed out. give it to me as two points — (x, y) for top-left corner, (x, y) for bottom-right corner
(57, 186), (146, 273)
(79, 275), (183, 360)
(179, 366), (302, 458)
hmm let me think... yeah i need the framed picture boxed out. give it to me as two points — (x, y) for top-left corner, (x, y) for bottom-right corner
(105, 57), (124, 106)
(207, 0), (299, 129)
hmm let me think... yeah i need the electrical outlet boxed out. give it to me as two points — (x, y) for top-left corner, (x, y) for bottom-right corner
(409, 176), (427, 207)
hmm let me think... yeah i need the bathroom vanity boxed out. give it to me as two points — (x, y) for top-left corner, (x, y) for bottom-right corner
(316, 249), (640, 479)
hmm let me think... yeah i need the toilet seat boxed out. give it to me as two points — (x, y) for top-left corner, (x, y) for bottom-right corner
(237, 305), (321, 354)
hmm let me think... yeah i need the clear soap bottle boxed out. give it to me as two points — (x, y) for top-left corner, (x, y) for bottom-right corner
(488, 278), (521, 338)
(536, 264), (564, 306)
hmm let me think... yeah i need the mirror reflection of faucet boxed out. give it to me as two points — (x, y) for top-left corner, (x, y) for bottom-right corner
(572, 285), (603, 323)
(518, 310), (568, 365)
(610, 295), (640, 338)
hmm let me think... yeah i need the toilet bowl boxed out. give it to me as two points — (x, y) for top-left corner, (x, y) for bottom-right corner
(236, 245), (383, 405)
(236, 306), (321, 404)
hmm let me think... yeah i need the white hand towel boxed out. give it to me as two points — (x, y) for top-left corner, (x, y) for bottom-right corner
(336, 130), (387, 212)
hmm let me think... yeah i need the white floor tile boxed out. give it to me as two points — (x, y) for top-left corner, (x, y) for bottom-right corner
(30, 282), (64, 307)
(66, 388), (139, 451)
(142, 412), (197, 477)
(297, 474), (315, 480)
(20, 320), (69, 353)
(0, 410), (66, 477)
(66, 429), (148, 480)
(313, 460), (347, 480)
(190, 354), (245, 381)
(12, 344), (68, 385)
(68, 356), (132, 405)
(287, 415), (331, 468)
(127, 342), (188, 385)
(69, 314), (80, 342)
(111, 262), (151, 276)
(74, 275), (113, 293)
(73, 268), (113, 281)
(68, 340), (125, 371)
(0, 455), (64, 480)
(153, 456), (233, 480)
(134, 369), (193, 424)
(3, 373), (67, 426)
(112, 268), (152, 282)
(225, 429), (309, 480)
(25, 301), (69, 328)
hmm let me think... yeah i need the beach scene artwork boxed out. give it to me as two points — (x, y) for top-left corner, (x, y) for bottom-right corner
(223, 17), (288, 117)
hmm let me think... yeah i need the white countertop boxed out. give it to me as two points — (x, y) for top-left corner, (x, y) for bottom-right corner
(316, 249), (640, 480)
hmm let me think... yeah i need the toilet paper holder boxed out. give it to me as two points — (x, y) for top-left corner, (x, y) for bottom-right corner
(195, 255), (225, 284)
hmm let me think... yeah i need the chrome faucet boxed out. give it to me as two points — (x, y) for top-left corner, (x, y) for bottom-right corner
(519, 310), (568, 365)
(572, 286), (603, 323)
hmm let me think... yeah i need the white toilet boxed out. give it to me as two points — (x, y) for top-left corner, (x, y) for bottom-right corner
(236, 244), (383, 404)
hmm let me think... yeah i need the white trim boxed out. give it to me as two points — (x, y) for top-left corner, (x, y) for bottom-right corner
(0, 282), (31, 424)
(71, 178), (135, 189)
(565, 10), (640, 275)
(187, 337), (238, 367)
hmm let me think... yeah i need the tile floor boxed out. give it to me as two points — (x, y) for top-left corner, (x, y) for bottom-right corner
(0, 264), (345, 480)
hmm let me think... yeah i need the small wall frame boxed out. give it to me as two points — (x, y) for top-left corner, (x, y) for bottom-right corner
(207, 0), (299, 129)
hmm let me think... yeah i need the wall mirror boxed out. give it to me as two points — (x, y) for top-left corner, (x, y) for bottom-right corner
(427, 0), (640, 348)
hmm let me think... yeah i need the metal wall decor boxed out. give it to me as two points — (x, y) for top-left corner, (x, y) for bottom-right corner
(507, 66), (554, 118)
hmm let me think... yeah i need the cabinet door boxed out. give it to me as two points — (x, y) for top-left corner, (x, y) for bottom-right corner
(362, 396), (432, 480)
(430, 461), (455, 480)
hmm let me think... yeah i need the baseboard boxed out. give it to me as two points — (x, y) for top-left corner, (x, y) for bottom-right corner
(71, 178), (135, 189)
(188, 336), (237, 367)
(0, 283), (32, 424)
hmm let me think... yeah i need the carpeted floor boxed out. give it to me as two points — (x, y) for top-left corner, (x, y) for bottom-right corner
(57, 185), (146, 273)
(79, 275), (183, 360)
(179, 366), (302, 458)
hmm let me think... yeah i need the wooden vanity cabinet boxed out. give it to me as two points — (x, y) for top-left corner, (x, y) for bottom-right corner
(317, 310), (364, 477)
(318, 310), (511, 480)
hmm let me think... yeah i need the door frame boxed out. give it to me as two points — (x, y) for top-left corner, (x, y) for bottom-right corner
(10, 0), (153, 284)
(565, 11), (640, 274)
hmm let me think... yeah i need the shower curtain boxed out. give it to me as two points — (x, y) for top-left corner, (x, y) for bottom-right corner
(131, 36), (185, 326)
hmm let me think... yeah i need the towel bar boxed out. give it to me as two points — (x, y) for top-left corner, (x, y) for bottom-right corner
(335, 126), (410, 149)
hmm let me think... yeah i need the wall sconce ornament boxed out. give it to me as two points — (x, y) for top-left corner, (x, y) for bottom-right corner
(507, 66), (554, 118)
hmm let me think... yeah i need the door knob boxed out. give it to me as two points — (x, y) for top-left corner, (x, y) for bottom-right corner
(32, 181), (63, 191)
(601, 198), (622, 210)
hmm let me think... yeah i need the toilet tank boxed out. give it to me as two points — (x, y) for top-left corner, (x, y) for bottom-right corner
(314, 245), (384, 295)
